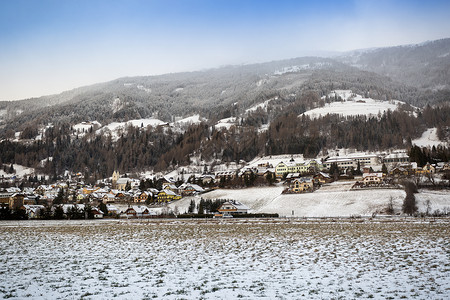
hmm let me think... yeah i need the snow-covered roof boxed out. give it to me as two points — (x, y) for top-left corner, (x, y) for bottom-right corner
(384, 152), (409, 159)
(163, 175), (175, 183)
(184, 184), (205, 192)
(325, 157), (354, 163)
(128, 206), (149, 214)
(220, 200), (250, 212)
(116, 178), (129, 184)
(286, 173), (301, 179)
(106, 204), (120, 212)
(23, 205), (45, 213)
(148, 188), (159, 194)
(164, 184), (178, 190)
(363, 173), (384, 178)
(160, 189), (177, 196)
(293, 177), (313, 183)
(316, 172), (330, 178)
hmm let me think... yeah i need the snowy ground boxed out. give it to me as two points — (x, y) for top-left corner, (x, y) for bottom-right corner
(303, 90), (404, 119)
(412, 127), (447, 147)
(171, 182), (450, 217)
(215, 117), (237, 130)
(0, 164), (35, 179)
(0, 219), (449, 299)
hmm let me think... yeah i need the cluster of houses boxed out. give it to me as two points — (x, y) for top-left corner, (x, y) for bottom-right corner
(0, 173), (206, 219)
(1, 148), (449, 219)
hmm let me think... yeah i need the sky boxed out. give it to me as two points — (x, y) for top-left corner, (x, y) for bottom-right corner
(1, 0), (450, 101)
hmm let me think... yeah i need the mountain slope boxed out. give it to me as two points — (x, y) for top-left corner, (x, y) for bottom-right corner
(337, 38), (450, 90)
(0, 57), (339, 133)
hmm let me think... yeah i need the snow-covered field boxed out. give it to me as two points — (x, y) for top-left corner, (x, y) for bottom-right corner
(303, 90), (405, 119)
(1, 219), (449, 299)
(172, 183), (450, 217)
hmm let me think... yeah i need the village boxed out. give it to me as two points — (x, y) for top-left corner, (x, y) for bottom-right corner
(0, 148), (449, 220)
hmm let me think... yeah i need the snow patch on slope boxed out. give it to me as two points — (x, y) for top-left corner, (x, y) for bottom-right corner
(245, 97), (277, 114)
(97, 118), (166, 141)
(137, 85), (151, 93)
(303, 90), (403, 118)
(215, 117), (237, 130)
(73, 121), (101, 136)
(274, 62), (332, 75)
(171, 115), (203, 127)
(412, 128), (447, 147)
(0, 164), (35, 179)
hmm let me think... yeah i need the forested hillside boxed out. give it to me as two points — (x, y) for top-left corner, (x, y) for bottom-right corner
(337, 38), (450, 93)
(1, 97), (449, 180)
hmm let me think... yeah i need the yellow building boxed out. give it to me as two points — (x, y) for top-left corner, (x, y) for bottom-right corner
(157, 190), (181, 203)
(290, 178), (314, 193)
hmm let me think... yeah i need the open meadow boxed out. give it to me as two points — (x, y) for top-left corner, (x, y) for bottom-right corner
(1, 219), (449, 299)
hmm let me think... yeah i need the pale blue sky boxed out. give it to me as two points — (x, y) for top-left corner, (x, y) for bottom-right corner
(1, 0), (449, 100)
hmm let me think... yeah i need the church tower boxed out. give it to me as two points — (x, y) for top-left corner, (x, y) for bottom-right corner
(112, 171), (120, 189)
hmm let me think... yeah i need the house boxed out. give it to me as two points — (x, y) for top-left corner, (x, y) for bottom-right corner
(285, 173), (302, 182)
(313, 172), (332, 184)
(275, 162), (289, 178)
(102, 193), (116, 203)
(290, 178), (314, 193)
(257, 162), (273, 168)
(390, 167), (409, 177)
(179, 184), (205, 196)
(256, 168), (275, 179)
(106, 204), (120, 216)
(0, 193), (26, 209)
(113, 191), (129, 202)
(239, 168), (256, 178)
(215, 171), (237, 181)
(116, 178), (130, 191)
(23, 195), (40, 205)
(300, 160), (322, 174)
(163, 184), (179, 194)
(22, 205), (46, 219)
(124, 206), (155, 218)
(362, 173), (384, 185)
(276, 159), (324, 178)
(422, 163), (436, 174)
(362, 166), (372, 174)
(217, 201), (250, 215)
(91, 207), (104, 219)
(443, 163), (450, 171)
(383, 151), (410, 168)
(323, 158), (356, 170)
(201, 174), (215, 185)
(134, 191), (151, 203)
(82, 186), (100, 194)
(157, 189), (181, 203)
(34, 185), (52, 195)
